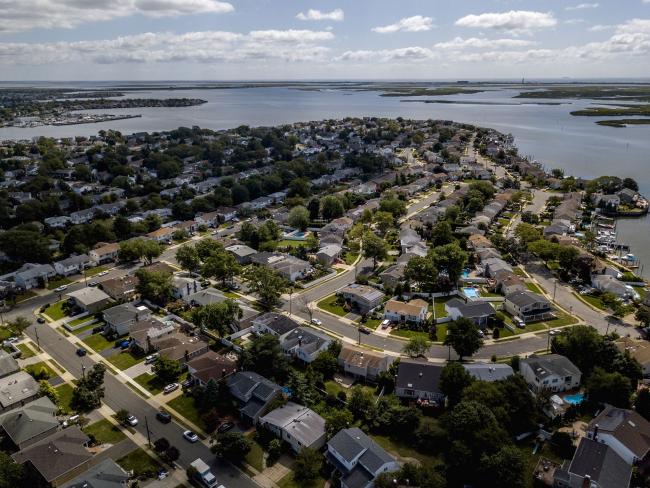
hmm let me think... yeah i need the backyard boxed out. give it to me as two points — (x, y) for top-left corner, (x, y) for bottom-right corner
(55, 383), (75, 413)
(85, 419), (126, 444)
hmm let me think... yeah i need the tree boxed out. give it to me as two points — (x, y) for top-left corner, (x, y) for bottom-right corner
(294, 447), (322, 483)
(431, 221), (455, 247)
(154, 437), (171, 453)
(288, 205), (310, 231)
(431, 243), (468, 284)
(373, 211), (394, 235)
(71, 364), (106, 412)
(310, 351), (338, 380)
(586, 367), (632, 408)
(404, 255), (439, 292)
(444, 317), (483, 360)
(362, 231), (388, 268)
(636, 307), (650, 327)
(479, 445), (526, 488)
(38, 380), (59, 404)
(242, 265), (288, 310)
(211, 432), (252, 461)
(324, 409), (353, 438)
(202, 251), (240, 287)
(623, 177), (639, 191)
(320, 195), (344, 221)
(440, 362), (473, 407)
(119, 238), (161, 265)
(195, 238), (224, 260)
(635, 388), (650, 421)
(240, 334), (290, 382)
(152, 356), (182, 384)
(402, 337), (431, 358)
(191, 300), (242, 337)
(0, 451), (24, 488)
(348, 385), (375, 422)
(267, 439), (282, 465)
(514, 223), (542, 244)
(135, 268), (172, 305)
(115, 409), (130, 425)
(164, 446), (180, 463)
(176, 244), (200, 273)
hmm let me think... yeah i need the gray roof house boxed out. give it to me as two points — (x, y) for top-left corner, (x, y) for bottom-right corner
(0, 371), (40, 412)
(463, 363), (514, 382)
(504, 291), (553, 323)
(63, 459), (129, 488)
(338, 284), (385, 314)
(591, 275), (636, 299)
(395, 358), (445, 406)
(444, 298), (495, 327)
(0, 397), (59, 449)
(338, 344), (395, 381)
(281, 327), (332, 363)
(182, 287), (227, 307)
(227, 371), (282, 423)
(0, 350), (19, 378)
(15, 263), (56, 290)
(586, 405), (650, 465)
(54, 254), (92, 277)
(327, 427), (399, 488)
(553, 437), (631, 488)
(103, 303), (149, 337)
(225, 244), (258, 264)
(483, 257), (513, 278)
(252, 312), (300, 337)
(66, 287), (113, 314)
(519, 354), (581, 394)
(259, 402), (326, 453)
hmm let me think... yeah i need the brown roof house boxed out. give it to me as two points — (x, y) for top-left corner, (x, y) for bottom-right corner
(187, 351), (237, 386)
(338, 344), (395, 381)
(615, 337), (650, 379)
(587, 405), (650, 465)
(99, 275), (139, 302)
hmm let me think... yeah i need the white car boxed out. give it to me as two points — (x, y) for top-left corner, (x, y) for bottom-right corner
(311, 318), (322, 326)
(163, 383), (179, 394)
(54, 285), (68, 292)
(381, 319), (390, 329)
(126, 415), (138, 426)
(98, 271), (109, 276)
(183, 430), (199, 443)
(145, 353), (159, 364)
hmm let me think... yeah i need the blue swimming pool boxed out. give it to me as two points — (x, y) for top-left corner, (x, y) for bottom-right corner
(462, 269), (470, 279)
(564, 393), (585, 405)
(463, 287), (480, 299)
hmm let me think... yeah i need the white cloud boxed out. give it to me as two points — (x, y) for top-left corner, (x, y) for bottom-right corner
(338, 47), (436, 62)
(565, 3), (599, 10)
(588, 24), (614, 31)
(371, 15), (434, 34)
(455, 10), (557, 35)
(433, 37), (536, 50)
(564, 18), (587, 25)
(296, 8), (344, 22)
(0, 0), (234, 33)
(0, 29), (334, 65)
(616, 18), (650, 34)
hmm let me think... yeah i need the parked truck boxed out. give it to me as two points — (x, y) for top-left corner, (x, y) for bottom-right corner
(189, 458), (222, 488)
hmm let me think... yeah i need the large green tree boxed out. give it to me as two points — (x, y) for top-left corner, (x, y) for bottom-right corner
(135, 268), (172, 305)
(362, 231), (388, 268)
(444, 317), (483, 360)
(242, 265), (288, 310)
(191, 300), (242, 337)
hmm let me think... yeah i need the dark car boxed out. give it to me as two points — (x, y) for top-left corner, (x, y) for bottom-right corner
(217, 422), (234, 433)
(92, 326), (105, 334)
(37, 317), (46, 324)
(182, 378), (193, 389)
(358, 326), (371, 335)
(76, 347), (87, 357)
(156, 411), (172, 423)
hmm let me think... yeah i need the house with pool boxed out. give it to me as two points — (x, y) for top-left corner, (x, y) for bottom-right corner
(519, 354), (581, 394)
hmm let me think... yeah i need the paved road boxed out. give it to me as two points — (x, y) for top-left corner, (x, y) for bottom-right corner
(24, 321), (258, 488)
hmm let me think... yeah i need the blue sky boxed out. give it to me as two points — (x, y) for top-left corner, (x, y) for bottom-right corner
(1, 0), (650, 80)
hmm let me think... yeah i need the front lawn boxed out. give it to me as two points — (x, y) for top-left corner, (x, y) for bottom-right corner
(117, 448), (161, 479)
(389, 328), (430, 341)
(430, 296), (452, 319)
(433, 323), (447, 342)
(85, 419), (126, 444)
(14, 290), (37, 303)
(167, 394), (206, 431)
(278, 473), (326, 488)
(526, 282), (544, 294)
(108, 351), (145, 371)
(133, 372), (164, 394)
(82, 333), (114, 352)
(245, 437), (265, 471)
(55, 383), (75, 413)
(17, 342), (36, 358)
(84, 265), (109, 278)
(47, 277), (73, 290)
(68, 315), (96, 327)
(372, 430), (439, 465)
(343, 252), (359, 266)
(223, 291), (242, 299)
(317, 295), (347, 316)
(25, 361), (58, 380)
(43, 301), (68, 321)
(575, 293), (607, 311)
(72, 322), (102, 336)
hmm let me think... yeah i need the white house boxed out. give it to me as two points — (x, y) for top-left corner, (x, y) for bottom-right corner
(54, 254), (93, 276)
(383, 299), (428, 324)
(89, 243), (119, 264)
(259, 402), (326, 453)
(280, 327), (331, 363)
(519, 354), (581, 394)
(586, 405), (650, 465)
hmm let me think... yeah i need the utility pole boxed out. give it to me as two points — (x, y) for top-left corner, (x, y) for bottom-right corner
(81, 364), (86, 379)
(145, 416), (152, 447)
(553, 279), (557, 302)
(289, 286), (293, 316)
(35, 328), (40, 351)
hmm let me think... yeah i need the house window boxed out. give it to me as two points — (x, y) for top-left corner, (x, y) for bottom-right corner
(404, 389), (414, 396)
(565, 376), (572, 382)
(552, 379), (558, 383)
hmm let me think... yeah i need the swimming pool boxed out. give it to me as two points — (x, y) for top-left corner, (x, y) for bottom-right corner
(462, 287), (480, 299)
(462, 269), (470, 279)
(564, 392), (585, 405)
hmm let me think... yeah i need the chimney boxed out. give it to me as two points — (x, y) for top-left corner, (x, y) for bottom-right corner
(593, 424), (599, 441)
(222, 368), (226, 378)
(582, 475), (591, 488)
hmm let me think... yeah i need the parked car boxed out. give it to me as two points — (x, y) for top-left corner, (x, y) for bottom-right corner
(163, 383), (179, 394)
(358, 326), (371, 335)
(156, 411), (172, 423)
(513, 317), (526, 329)
(157, 469), (169, 480)
(54, 285), (68, 292)
(183, 430), (199, 443)
(37, 317), (46, 324)
(311, 318), (322, 326)
(88, 281), (98, 287)
(381, 319), (390, 329)
(126, 415), (138, 426)
(145, 353), (159, 364)
(76, 347), (87, 356)
(182, 378), (193, 388)
(217, 422), (234, 433)
(92, 325), (104, 334)
(98, 271), (109, 276)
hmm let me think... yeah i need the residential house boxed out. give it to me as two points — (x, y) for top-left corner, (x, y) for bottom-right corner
(379, 264), (406, 289)
(259, 402), (326, 453)
(99, 275), (139, 302)
(70, 209), (95, 225)
(0, 350), (19, 378)
(463, 363), (514, 382)
(326, 428), (399, 488)
(0, 397), (59, 449)
(281, 327), (332, 363)
(12, 427), (92, 487)
(316, 244), (342, 266)
(127, 318), (175, 352)
(444, 298), (495, 327)
(383, 299), (428, 325)
(504, 291), (554, 323)
(227, 371), (282, 423)
(186, 351), (237, 386)
(494, 271), (527, 295)
(88, 243), (119, 264)
(338, 285), (385, 314)
(225, 244), (258, 264)
(171, 275), (201, 299)
(216, 207), (238, 222)
(15, 263), (56, 290)
(483, 257), (513, 278)
(64, 459), (129, 488)
(54, 254), (92, 277)
(338, 344), (394, 382)
(153, 333), (210, 364)
(252, 313), (300, 337)
(250, 252), (313, 282)
(586, 405), (650, 465)
(519, 354), (581, 394)
(553, 437), (631, 488)
(146, 227), (174, 243)
(591, 275), (636, 299)
(615, 338), (650, 379)
(0, 371), (40, 412)
(195, 211), (220, 228)
(66, 288), (113, 314)
(103, 303), (149, 337)
(395, 358), (445, 406)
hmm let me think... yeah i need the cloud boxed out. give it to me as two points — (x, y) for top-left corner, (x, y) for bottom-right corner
(372, 15), (434, 34)
(338, 47), (436, 62)
(0, 0), (234, 33)
(296, 8), (344, 22)
(565, 3), (599, 10)
(455, 10), (557, 35)
(0, 29), (334, 65)
(433, 37), (536, 50)
(588, 24), (614, 31)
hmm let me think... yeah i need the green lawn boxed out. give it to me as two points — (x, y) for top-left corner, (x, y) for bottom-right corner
(245, 437), (265, 471)
(634, 286), (647, 299)
(55, 383), (75, 413)
(223, 290), (242, 299)
(15, 290), (37, 303)
(277, 239), (310, 249)
(389, 328), (430, 341)
(575, 293), (607, 311)
(108, 352), (145, 371)
(372, 431), (439, 465)
(325, 380), (347, 398)
(526, 282), (544, 294)
(17, 342), (36, 358)
(43, 301), (68, 321)
(25, 361), (58, 380)
(72, 322), (102, 336)
(133, 372), (164, 394)
(47, 277), (73, 290)
(358, 317), (382, 329)
(433, 323), (447, 342)
(278, 473), (326, 488)
(68, 315), (96, 327)
(513, 267), (526, 277)
(431, 296), (452, 319)
(85, 419), (126, 444)
(167, 395), (206, 431)
(84, 265), (109, 278)
(83, 333), (114, 352)
(317, 295), (347, 317)
(117, 448), (161, 479)
(343, 252), (359, 266)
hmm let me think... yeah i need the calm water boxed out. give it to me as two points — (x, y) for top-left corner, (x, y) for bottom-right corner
(1, 85), (649, 275)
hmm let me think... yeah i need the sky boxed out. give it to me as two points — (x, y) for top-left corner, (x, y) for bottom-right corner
(1, 0), (650, 81)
